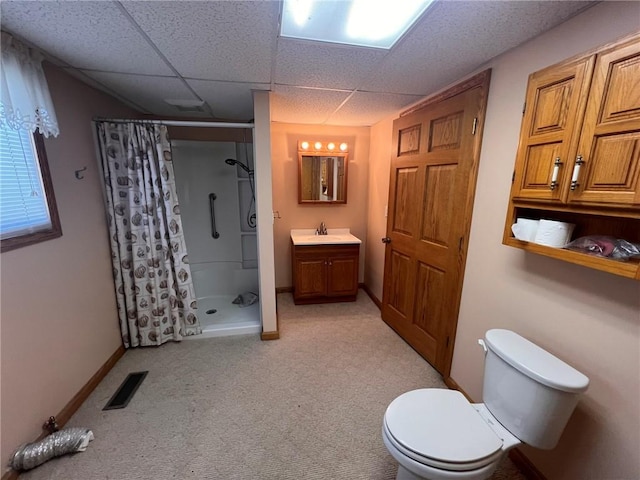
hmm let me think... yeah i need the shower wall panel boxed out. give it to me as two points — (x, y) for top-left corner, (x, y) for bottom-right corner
(172, 140), (258, 301)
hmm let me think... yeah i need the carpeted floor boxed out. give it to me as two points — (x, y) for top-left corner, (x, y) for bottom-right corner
(20, 292), (525, 479)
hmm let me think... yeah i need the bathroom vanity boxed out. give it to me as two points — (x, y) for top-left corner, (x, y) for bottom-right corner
(290, 229), (360, 304)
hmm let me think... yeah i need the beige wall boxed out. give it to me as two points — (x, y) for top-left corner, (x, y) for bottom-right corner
(0, 65), (135, 467)
(365, 117), (393, 299)
(366, 2), (640, 479)
(271, 123), (370, 288)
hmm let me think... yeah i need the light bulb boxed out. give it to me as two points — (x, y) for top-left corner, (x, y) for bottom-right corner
(327, 142), (335, 150)
(315, 142), (322, 150)
(339, 143), (348, 151)
(301, 141), (309, 150)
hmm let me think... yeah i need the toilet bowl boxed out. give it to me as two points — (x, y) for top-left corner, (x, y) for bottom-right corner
(382, 329), (589, 480)
(382, 389), (520, 480)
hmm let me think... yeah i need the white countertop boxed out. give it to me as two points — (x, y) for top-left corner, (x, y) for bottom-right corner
(291, 228), (362, 246)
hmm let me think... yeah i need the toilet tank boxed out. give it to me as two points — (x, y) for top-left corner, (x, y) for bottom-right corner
(482, 329), (589, 450)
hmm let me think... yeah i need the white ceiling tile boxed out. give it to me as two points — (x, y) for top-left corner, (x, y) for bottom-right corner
(328, 91), (424, 126)
(121, 1), (279, 82)
(82, 71), (206, 117)
(188, 80), (270, 122)
(362, 1), (594, 95)
(0, 0), (172, 75)
(271, 86), (351, 124)
(0, 0), (599, 126)
(275, 39), (387, 90)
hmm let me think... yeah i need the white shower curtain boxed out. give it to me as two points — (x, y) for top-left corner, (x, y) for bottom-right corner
(96, 121), (201, 347)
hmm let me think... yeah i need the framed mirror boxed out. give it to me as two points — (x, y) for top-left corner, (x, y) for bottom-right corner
(298, 141), (348, 204)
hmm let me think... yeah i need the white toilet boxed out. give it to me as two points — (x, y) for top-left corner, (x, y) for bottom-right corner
(382, 329), (589, 480)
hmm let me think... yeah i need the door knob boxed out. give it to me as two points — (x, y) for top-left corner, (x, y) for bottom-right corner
(381, 237), (391, 244)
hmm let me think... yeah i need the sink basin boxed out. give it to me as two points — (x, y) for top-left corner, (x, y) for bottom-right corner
(291, 229), (361, 245)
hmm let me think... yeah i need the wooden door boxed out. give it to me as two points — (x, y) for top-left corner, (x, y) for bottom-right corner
(381, 71), (490, 376)
(511, 56), (594, 203)
(569, 35), (640, 206)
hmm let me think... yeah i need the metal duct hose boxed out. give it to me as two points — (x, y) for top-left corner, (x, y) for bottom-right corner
(10, 427), (94, 471)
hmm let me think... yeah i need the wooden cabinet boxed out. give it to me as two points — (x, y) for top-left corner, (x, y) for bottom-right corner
(569, 38), (640, 206)
(504, 33), (640, 280)
(512, 55), (594, 203)
(291, 243), (359, 304)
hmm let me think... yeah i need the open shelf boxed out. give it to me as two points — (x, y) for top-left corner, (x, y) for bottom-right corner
(503, 236), (640, 279)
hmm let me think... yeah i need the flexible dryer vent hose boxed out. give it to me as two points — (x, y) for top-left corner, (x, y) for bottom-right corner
(10, 427), (94, 471)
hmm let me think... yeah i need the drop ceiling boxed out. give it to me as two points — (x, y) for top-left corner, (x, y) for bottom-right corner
(0, 0), (596, 126)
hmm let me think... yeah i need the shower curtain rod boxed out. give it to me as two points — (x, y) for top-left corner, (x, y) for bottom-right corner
(93, 117), (254, 129)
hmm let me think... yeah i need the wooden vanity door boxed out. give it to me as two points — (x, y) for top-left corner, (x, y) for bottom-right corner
(568, 35), (640, 206)
(511, 56), (594, 203)
(381, 72), (490, 376)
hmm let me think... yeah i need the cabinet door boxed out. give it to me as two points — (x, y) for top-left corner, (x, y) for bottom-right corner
(294, 257), (327, 298)
(569, 36), (640, 207)
(511, 56), (595, 202)
(327, 255), (358, 296)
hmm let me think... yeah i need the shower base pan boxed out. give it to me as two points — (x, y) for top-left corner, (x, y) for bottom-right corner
(186, 295), (261, 339)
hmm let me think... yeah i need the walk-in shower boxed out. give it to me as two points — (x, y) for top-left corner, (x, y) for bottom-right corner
(171, 138), (260, 338)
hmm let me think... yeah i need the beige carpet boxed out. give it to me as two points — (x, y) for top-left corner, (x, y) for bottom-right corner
(20, 292), (525, 480)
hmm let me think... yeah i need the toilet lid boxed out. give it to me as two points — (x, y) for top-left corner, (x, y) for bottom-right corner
(384, 389), (503, 467)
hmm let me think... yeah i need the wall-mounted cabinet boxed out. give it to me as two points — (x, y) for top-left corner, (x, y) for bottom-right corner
(504, 32), (640, 279)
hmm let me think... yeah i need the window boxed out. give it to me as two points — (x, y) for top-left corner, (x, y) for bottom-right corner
(0, 122), (61, 252)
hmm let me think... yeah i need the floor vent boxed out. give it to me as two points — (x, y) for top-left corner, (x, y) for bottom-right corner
(103, 371), (148, 410)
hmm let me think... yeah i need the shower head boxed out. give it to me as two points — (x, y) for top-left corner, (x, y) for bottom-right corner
(225, 158), (253, 174)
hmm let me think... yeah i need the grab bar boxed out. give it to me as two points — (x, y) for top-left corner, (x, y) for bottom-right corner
(209, 193), (220, 239)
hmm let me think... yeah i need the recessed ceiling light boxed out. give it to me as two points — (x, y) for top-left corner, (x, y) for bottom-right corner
(280, 0), (434, 49)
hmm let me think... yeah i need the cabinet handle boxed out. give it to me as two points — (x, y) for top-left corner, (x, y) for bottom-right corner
(570, 155), (584, 191)
(328, 261), (332, 266)
(550, 157), (562, 190)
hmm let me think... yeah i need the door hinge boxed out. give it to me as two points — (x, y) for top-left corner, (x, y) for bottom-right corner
(522, 102), (526, 116)
(458, 236), (464, 252)
(471, 117), (478, 135)
(512, 170), (516, 183)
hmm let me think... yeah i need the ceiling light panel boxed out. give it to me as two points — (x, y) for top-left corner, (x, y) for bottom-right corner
(280, 0), (434, 49)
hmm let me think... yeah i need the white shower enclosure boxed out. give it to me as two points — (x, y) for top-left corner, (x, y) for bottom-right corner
(172, 140), (260, 337)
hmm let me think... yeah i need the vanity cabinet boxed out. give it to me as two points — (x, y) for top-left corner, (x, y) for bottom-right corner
(291, 243), (359, 304)
(504, 32), (640, 279)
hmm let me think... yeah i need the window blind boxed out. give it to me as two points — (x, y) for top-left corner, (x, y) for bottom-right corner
(0, 123), (52, 239)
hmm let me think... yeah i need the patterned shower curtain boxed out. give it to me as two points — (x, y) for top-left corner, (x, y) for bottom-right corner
(95, 121), (201, 347)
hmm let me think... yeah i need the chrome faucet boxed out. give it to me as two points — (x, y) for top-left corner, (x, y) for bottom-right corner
(316, 222), (327, 235)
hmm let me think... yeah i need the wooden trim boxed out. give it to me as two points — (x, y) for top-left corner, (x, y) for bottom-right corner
(55, 345), (125, 427)
(260, 331), (280, 340)
(401, 69), (491, 117)
(275, 286), (293, 294)
(261, 305), (280, 340)
(360, 283), (382, 310)
(444, 376), (547, 480)
(1, 469), (19, 480)
(443, 376), (472, 400)
(508, 449), (547, 480)
(1, 344), (125, 479)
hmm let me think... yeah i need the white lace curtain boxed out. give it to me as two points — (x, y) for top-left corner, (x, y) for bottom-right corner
(0, 31), (59, 137)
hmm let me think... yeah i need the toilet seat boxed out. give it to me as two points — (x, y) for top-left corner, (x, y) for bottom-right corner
(384, 389), (504, 471)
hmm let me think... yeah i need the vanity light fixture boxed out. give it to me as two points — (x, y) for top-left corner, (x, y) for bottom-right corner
(298, 140), (348, 154)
